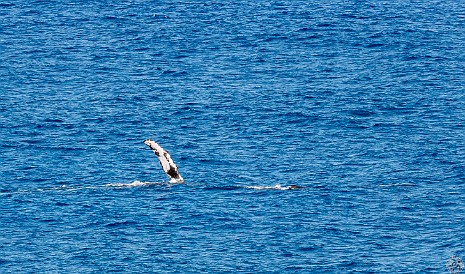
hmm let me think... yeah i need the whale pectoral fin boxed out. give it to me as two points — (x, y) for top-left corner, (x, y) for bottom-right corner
(144, 139), (162, 157)
(144, 139), (184, 183)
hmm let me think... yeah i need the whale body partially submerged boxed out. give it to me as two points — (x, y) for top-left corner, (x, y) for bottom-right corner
(245, 184), (304, 190)
(144, 139), (184, 183)
(143, 139), (303, 189)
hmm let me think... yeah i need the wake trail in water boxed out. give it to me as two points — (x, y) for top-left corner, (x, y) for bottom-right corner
(0, 181), (308, 197)
(105, 181), (168, 188)
(202, 183), (306, 191)
(0, 181), (169, 196)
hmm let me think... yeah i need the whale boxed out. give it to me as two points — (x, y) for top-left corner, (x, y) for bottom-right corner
(143, 139), (303, 189)
(244, 184), (304, 190)
(144, 139), (184, 183)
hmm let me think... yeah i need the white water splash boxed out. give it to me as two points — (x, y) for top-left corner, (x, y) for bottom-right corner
(105, 181), (162, 188)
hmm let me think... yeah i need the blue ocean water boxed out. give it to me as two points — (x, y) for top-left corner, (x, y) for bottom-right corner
(1, 0), (465, 272)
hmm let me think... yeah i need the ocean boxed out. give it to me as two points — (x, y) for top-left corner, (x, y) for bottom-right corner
(1, 0), (465, 272)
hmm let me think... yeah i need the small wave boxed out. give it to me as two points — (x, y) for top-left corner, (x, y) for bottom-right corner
(379, 182), (418, 187)
(37, 185), (70, 191)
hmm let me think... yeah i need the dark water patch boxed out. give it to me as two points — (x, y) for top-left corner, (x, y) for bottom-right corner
(348, 109), (376, 117)
(105, 220), (138, 228)
(365, 43), (384, 48)
(39, 218), (57, 223)
(202, 185), (242, 191)
(297, 27), (314, 32)
(55, 201), (69, 206)
(316, 22), (334, 28)
(161, 70), (187, 76)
